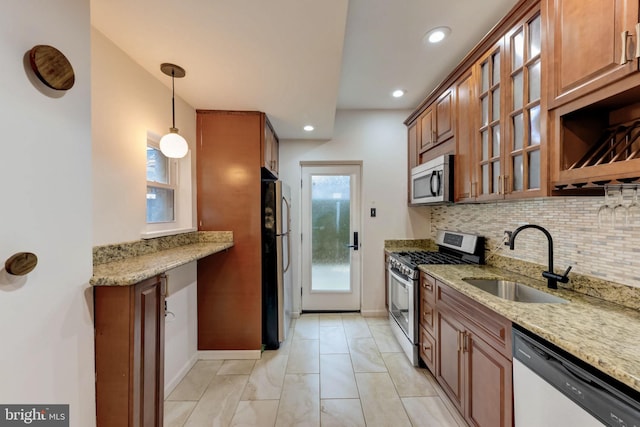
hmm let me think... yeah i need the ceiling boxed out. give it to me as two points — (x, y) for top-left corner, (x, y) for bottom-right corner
(91, 0), (519, 140)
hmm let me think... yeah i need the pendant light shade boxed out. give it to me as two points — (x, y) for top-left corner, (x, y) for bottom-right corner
(160, 63), (188, 159)
(160, 129), (189, 158)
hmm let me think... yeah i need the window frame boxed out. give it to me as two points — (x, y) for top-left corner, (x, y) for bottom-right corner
(142, 131), (195, 239)
(146, 141), (178, 224)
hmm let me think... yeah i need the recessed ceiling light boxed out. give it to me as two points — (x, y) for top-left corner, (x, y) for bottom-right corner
(303, 125), (314, 132)
(392, 89), (406, 98)
(424, 26), (451, 44)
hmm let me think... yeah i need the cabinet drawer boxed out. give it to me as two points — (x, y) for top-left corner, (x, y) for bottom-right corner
(436, 281), (512, 358)
(420, 272), (436, 302)
(420, 296), (435, 333)
(419, 325), (436, 373)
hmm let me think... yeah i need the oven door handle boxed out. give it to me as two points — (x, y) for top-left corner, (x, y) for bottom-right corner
(389, 267), (412, 288)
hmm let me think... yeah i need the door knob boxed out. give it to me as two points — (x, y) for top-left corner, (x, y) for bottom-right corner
(346, 231), (359, 250)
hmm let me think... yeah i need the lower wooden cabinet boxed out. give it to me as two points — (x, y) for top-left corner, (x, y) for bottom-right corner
(467, 329), (513, 427)
(419, 272), (437, 372)
(420, 273), (513, 427)
(436, 305), (465, 412)
(419, 325), (436, 372)
(94, 276), (166, 427)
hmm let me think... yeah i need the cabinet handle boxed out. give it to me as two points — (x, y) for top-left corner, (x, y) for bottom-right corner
(462, 332), (469, 353)
(160, 274), (168, 297)
(457, 331), (462, 352)
(497, 175), (502, 195)
(621, 30), (630, 64)
(432, 130), (437, 144)
(471, 181), (477, 198)
(422, 282), (432, 291)
(636, 23), (640, 58)
(503, 175), (509, 194)
(423, 344), (431, 351)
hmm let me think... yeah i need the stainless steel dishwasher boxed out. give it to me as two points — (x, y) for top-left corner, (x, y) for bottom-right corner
(513, 326), (640, 427)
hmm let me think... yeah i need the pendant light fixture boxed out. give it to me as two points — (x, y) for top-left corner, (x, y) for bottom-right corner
(159, 63), (189, 158)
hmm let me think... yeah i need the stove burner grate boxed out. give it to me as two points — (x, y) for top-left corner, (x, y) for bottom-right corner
(394, 251), (475, 267)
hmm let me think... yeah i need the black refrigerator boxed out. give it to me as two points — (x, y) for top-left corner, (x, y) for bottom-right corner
(261, 180), (292, 349)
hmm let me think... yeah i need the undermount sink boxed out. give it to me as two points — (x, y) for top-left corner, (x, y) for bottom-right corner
(462, 279), (568, 304)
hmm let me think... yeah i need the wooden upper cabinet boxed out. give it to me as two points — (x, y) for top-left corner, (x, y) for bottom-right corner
(455, 70), (476, 202)
(436, 89), (455, 143)
(408, 121), (418, 170)
(503, 8), (547, 199)
(408, 0), (549, 203)
(263, 119), (279, 178)
(419, 107), (435, 151)
(474, 41), (505, 202)
(417, 87), (455, 155)
(470, 2), (547, 202)
(546, 0), (640, 108)
(407, 121), (418, 203)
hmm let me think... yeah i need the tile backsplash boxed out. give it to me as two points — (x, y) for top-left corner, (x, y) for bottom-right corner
(430, 196), (640, 289)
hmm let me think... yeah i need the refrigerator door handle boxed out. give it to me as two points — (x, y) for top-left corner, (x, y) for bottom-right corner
(282, 196), (292, 273)
(276, 196), (292, 237)
(283, 196), (291, 235)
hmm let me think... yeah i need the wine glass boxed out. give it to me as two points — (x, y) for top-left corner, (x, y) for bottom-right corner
(627, 187), (640, 226)
(597, 189), (613, 229)
(612, 187), (628, 227)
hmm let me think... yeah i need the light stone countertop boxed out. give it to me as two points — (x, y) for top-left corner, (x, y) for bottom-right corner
(91, 231), (233, 286)
(384, 239), (436, 253)
(419, 264), (640, 393)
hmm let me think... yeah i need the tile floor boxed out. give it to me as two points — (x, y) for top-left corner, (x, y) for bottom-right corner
(165, 314), (466, 426)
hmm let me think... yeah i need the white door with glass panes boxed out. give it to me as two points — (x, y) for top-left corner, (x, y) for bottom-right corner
(301, 164), (361, 311)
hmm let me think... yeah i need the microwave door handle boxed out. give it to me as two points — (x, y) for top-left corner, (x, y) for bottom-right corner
(430, 170), (440, 196)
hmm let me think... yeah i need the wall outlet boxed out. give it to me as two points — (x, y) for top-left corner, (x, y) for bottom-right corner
(504, 230), (512, 245)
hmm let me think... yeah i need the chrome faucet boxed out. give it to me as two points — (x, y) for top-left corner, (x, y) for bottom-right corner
(508, 224), (571, 289)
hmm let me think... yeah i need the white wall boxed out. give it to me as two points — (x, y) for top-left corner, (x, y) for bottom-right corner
(91, 28), (197, 246)
(0, 1), (95, 425)
(163, 264), (198, 396)
(91, 29), (199, 394)
(280, 110), (430, 315)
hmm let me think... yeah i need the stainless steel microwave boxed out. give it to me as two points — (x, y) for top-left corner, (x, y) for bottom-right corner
(410, 155), (453, 205)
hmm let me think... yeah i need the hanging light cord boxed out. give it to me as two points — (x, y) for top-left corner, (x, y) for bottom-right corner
(171, 69), (176, 130)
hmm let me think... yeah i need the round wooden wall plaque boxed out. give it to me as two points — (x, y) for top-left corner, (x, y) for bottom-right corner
(5, 252), (38, 276)
(29, 45), (75, 91)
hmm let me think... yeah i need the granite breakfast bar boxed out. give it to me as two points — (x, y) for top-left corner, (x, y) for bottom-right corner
(91, 231), (234, 286)
(91, 230), (234, 427)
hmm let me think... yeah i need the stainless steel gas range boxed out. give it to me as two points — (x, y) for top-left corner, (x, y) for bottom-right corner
(387, 230), (484, 366)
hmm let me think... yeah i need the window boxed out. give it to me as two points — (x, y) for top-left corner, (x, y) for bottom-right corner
(143, 132), (193, 238)
(146, 145), (175, 223)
